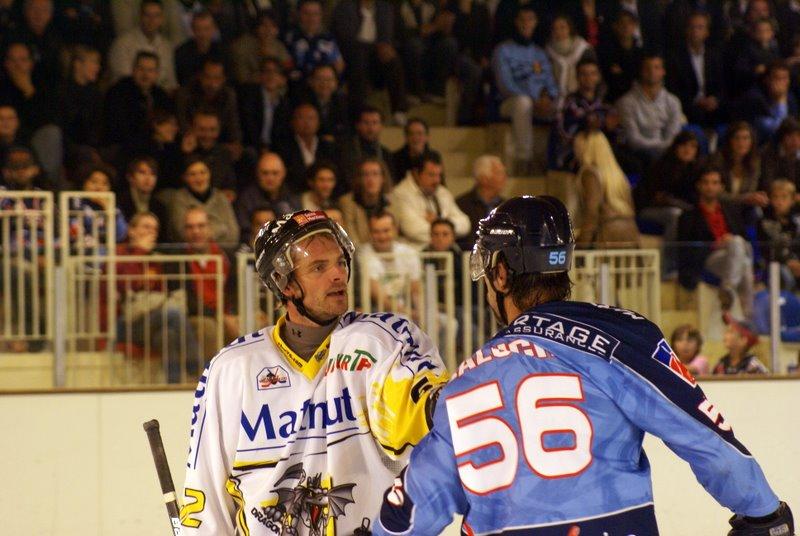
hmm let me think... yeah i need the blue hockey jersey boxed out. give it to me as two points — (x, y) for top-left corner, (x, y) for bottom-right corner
(374, 301), (780, 535)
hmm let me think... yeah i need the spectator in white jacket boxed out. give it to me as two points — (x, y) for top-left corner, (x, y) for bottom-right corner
(617, 54), (685, 168)
(108, 0), (178, 91)
(389, 151), (470, 247)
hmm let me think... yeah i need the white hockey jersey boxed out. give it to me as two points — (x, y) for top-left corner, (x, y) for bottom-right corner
(181, 311), (449, 535)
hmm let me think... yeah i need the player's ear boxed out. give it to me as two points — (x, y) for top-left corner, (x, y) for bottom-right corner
(492, 261), (511, 294)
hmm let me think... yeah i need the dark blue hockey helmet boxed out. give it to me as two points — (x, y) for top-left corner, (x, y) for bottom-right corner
(470, 195), (575, 281)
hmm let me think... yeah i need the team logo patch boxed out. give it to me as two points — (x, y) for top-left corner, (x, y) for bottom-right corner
(293, 211), (326, 226)
(251, 463), (364, 536)
(257, 366), (291, 391)
(652, 339), (696, 387)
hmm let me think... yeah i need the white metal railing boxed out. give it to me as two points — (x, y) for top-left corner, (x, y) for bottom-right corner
(356, 250), (457, 370)
(59, 192), (119, 359)
(0, 191), (54, 347)
(571, 249), (661, 325)
(461, 249), (662, 353)
(63, 254), (224, 386)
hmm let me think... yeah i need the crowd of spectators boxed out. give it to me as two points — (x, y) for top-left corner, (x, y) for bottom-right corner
(6, 0), (800, 376)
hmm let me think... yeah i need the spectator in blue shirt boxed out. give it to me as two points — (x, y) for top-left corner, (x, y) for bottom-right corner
(737, 60), (798, 143)
(492, 5), (558, 175)
(286, 0), (344, 81)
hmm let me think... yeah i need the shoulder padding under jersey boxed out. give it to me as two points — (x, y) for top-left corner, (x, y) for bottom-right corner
(495, 301), (751, 456)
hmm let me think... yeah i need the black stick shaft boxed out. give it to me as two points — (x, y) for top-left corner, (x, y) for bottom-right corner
(143, 419), (183, 536)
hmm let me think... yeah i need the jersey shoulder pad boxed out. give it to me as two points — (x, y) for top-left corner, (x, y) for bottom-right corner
(339, 311), (425, 352)
(207, 328), (271, 371)
(498, 301), (663, 363)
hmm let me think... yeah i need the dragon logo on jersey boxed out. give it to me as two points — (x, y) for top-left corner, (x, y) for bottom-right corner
(257, 366), (291, 391)
(652, 339), (697, 387)
(261, 463), (357, 536)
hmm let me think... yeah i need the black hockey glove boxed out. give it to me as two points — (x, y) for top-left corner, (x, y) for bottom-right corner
(728, 501), (794, 536)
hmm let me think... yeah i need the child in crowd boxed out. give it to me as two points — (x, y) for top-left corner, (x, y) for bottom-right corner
(713, 313), (769, 374)
(758, 179), (800, 289)
(670, 324), (710, 376)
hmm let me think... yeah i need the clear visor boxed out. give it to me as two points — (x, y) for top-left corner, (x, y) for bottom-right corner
(270, 227), (354, 292)
(470, 243), (493, 281)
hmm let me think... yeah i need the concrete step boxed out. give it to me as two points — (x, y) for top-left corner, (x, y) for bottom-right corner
(442, 152), (475, 177)
(444, 175), (548, 200)
(381, 126), (491, 153)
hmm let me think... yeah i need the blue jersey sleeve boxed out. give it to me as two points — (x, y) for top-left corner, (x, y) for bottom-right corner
(569, 306), (781, 517)
(373, 391), (468, 535)
(605, 344), (780, 517)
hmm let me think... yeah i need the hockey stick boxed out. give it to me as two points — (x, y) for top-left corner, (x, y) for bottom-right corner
(143, 419), (183, 536)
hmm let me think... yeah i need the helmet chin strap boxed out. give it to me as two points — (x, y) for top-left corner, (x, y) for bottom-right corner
(286, 278), (338, 327)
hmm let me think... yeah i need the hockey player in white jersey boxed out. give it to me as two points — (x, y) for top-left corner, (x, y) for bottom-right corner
(181, 210), (448, 535)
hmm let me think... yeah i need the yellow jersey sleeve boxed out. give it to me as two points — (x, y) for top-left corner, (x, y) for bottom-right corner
(365, 315), (449, 457)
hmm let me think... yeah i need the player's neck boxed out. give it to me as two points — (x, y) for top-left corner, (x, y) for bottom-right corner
(503, 296), (523, 324)
(282, 312), (337, 361)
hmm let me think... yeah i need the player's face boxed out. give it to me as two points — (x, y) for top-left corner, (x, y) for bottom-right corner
(286, 234), (349, 321)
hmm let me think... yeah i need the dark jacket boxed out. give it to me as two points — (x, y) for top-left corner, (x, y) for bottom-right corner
(665, 44), (724, 125)
(103, 77), (172, 146)
(337, 135), (395, 192)
(116, 186), (170, 228)
(274, 136), (337, 193)
(392, 145), (439, 183)
(677, 199), (748, 289)
(759, 142), (800, 193)
(176, 80), (242, 144)
(59, 78), (103, 148)
(455, 187), (504, 250)
(237, 83), (292, 149)
(332, 0), (397, 48)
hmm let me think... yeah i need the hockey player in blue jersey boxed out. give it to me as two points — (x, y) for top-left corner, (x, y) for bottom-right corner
(373, 196), (794, 536)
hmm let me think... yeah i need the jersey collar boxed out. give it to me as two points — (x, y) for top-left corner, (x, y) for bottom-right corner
(271, 315), (333, 380)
